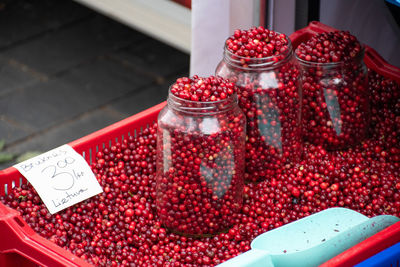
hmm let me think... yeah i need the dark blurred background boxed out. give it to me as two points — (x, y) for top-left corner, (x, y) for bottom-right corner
(0, 0), (189, 169)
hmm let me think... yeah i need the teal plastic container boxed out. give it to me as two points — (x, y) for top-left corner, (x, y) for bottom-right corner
(217, 208), (399, 267)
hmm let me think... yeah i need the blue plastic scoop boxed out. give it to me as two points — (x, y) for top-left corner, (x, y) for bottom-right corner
(217, 208), (399, 267)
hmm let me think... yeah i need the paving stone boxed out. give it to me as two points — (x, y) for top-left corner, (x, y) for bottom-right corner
(2, 14), (148, 76)
(0, 108), (125, 170)
(0, 117), (32, 145)
(108, 84), (167, 117)
(108, 74), (188, 116)
(0, 0), (189, 172)
(58, 55), (154, 104)
(0, 55), (40, 96)
(0, 57), (153, 132)
(110, 37), (189, 79)
(0, 79), (83, 131)
(0, 0), (93, 49)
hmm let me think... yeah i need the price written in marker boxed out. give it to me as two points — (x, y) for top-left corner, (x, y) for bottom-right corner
(14, 144), (103, 214)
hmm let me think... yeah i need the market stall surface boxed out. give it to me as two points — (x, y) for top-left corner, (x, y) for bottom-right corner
(0, 0), (190, 169)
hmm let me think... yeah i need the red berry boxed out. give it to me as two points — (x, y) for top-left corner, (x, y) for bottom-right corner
(218, 28), (302, 182)
(297, 31), (369, 149)
(170, 76), (236, 102)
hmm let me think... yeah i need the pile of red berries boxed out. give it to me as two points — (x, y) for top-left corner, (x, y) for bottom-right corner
(297, 30), (370, 149)
(1, 71), (399, 266)
(368, 70), (400, 107)
(170, 76), (236, 102)
(157, 76), (246, 236)
(225, 26), (289, 61)
(295, 31), (362, 63)
(237, 63), (303, 182)
(156, 123), (245, 236)
(217, 28), (302, 182)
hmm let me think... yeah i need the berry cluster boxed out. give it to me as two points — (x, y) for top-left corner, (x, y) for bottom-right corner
(218, 30), (302, 182)
(156, 121), (246, 236)
(295, 31), (362, 63)
(368, 70), (400, 107)
(1, 70), (399, 266)
(170, 76), (236, 102)
(225, 26), (289, 60)
(298, 31), (369, 149)
(158, 77), (246, 236)
(238, 63), (303, 182)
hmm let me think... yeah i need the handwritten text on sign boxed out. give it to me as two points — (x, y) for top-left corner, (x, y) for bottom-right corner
(14, 144), (103, 214)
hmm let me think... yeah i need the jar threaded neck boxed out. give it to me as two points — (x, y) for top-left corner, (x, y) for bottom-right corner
(222, 35), (294, 70)
(295, 46), (365, 68)
(167, 90), (238, 115)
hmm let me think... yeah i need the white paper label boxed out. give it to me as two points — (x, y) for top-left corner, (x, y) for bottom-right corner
(14, 144), (103, 214)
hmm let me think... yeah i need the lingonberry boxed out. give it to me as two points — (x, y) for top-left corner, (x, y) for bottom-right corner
(157, 76), (246, 236)
(368, 69), (400, 107)
(170, 75), (235, 102)
(296, 31), (370, 149)
(296, 31), (362, 63)
(217, 27), (302, 182)
(225, 26), (289, 61)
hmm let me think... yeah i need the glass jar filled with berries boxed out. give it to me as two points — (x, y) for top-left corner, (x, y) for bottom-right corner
(156, 76), (246, 237)
(216, 26), (302, 183)
(295, 31), (369, 149)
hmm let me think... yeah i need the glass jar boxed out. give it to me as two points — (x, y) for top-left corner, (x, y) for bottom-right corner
(216, 38), (302, 183)
(156, 91), (246, 237)
(297, 48), (369, 149)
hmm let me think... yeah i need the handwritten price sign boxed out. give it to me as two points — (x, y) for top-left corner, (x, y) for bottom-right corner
(14, 144), (103, 214)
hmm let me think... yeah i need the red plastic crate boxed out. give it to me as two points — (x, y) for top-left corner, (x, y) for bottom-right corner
(321, 221), (400, 266)
(171, 0), (191, 9)
(290, 21), (400, 266)
(0, 21), (399, 266)
(289, 21), (400, 266)
(0, 102), (165, 267)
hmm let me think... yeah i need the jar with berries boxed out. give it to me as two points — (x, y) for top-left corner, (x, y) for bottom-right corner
(156, 76), (246, 237)
(295, 31), (369, 149)
(216, 26), (302, 183)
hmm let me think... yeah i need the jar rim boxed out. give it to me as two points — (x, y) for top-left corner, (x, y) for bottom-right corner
(167, 86), (238, 114)
(295, 45), (365, 67)
(222, 32), (293, 70)
(168, 88), (237, 105)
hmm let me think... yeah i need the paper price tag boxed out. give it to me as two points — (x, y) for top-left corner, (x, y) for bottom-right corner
(14, 144), (103, 214)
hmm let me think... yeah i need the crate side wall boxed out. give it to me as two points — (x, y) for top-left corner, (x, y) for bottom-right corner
(0, 103), (164, 197)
